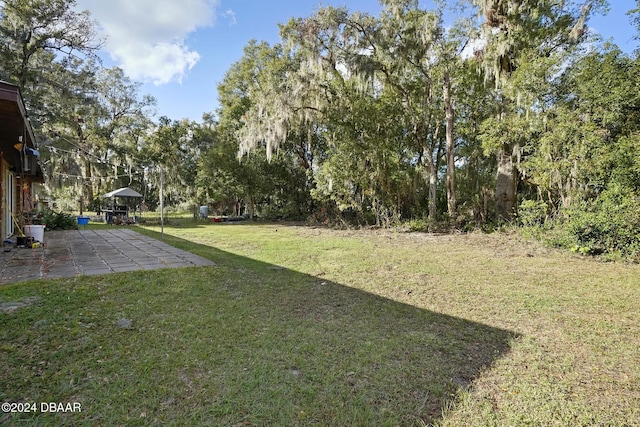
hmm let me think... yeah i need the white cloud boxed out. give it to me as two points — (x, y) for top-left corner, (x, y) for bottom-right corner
(76, 0), (221, 85)
(221, 9), (237, 26)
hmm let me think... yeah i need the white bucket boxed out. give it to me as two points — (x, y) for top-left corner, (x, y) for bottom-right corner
(24, 225), (45, 242)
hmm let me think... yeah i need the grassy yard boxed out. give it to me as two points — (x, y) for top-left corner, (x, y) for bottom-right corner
(1, 221), (639, 426)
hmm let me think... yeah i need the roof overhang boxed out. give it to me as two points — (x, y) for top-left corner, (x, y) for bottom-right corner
(0, 81), (44, 182)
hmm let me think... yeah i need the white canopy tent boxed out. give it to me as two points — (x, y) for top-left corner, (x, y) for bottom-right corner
(102, 187), (143, 224)
(103, 187), (143, 198)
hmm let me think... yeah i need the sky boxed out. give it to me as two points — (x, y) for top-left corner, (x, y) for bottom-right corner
(74, 0), (638, 123)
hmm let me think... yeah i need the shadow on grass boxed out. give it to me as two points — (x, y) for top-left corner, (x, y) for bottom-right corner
(1, 227), (518, 426)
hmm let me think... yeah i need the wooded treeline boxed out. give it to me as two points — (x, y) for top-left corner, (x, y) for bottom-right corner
(1, 0), (639, 259)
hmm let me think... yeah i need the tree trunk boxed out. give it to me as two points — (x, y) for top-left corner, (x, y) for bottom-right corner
(82, 158), (94, 203)
(428, 155), (437, 220)
(18, 31), (33, 89)
(495, 144), (515, 219)
(444, 69), (456, 218)
(247, 197), (255, 220)
(77, 126), (94, 205)
(422, 124), (441, 221)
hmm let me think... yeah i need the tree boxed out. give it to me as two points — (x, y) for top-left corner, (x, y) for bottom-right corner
(454, 59), (499, 223)
(472, 0), (607, 219)
(0, 0), (102, 102)
(438, 14), (476, 220)
(44, 65), (155, 207)
(629, 1), (640, 43)
(139, 117), (205, 208)
(373, 1), (447, 220)
(233, 40), (319, 210)
(529, 46), (640, 201)
(198, 42), (314, 219)
(278, 2), (452, 220)
(0, 0), (160, 211)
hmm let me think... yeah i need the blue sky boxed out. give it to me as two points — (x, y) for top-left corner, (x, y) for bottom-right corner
(75, 0), (637, 123)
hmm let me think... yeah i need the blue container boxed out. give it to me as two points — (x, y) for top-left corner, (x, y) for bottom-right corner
(77, 216), (90, 225)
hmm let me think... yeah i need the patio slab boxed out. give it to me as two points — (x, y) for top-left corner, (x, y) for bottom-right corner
(0, 228), (215, 285)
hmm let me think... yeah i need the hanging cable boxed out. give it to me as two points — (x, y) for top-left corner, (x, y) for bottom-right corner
(50, 171), (143, 180)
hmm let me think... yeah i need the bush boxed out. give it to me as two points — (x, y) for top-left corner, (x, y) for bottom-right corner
(40, 209), (78, 231)
(404, 218), (429, 232)
(562, 185), (640, 260)
(518, 199), (548, 227)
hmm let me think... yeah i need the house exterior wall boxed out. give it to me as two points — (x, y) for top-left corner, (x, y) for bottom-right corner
(0, 82), (42, 243)
(1, 153), (4, 241)
(0, 158), (42, 242)
(1, 153), (16, 241)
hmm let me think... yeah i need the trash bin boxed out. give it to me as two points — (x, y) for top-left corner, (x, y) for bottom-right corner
(199, 205), (209, 218)
(77, 216), (90, 226)
(24, 224), (45, 242)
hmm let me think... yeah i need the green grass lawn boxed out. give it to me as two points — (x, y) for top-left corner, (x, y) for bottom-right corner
(1, 221), (639, 426)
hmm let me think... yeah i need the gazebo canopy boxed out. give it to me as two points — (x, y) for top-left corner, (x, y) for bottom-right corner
(103, 187), (143, 198)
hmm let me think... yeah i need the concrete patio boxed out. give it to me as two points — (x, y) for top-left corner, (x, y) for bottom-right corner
(0, 228), (215, 285)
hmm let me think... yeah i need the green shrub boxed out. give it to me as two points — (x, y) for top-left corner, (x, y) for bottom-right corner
(40, 209), (78, 231)
(518, 199), (548, 227)
(404, 218), (428, 232)
(562, 185), (640, 260)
